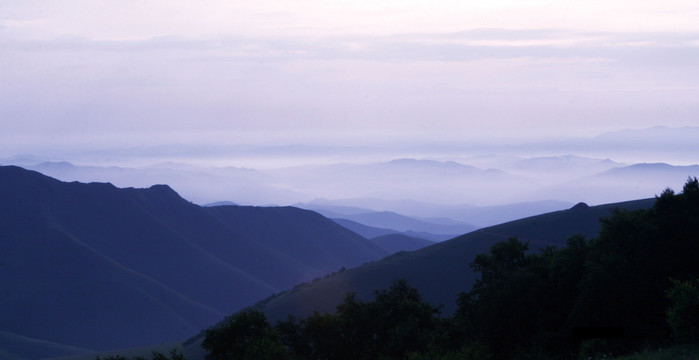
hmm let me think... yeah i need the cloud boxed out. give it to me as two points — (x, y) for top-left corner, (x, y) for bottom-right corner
(0, 18), (46, 28)
(1, 25), (698, 155)
(4, 28), (699, 65)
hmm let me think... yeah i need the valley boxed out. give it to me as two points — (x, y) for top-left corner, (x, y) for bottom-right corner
(3, 163), (694, 359)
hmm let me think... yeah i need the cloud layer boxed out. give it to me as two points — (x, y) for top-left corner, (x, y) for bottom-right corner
(1, 1), (698, 156)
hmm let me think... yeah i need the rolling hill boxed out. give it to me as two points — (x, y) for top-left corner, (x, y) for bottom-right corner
(299, 198), (573, 228)
(332, 210), (476, 235)
(331, 217), (461, 243)
(1, 163), (681, 359)
(542, 162), (699, 205)
(369, 233), (435, 254)
(0, 165), (388, 357)
(253, 198), (655, 323)
(0, 331), (92, 360)
(306, 208), (477, 238)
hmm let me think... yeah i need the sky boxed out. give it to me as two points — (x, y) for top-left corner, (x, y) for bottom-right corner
(1, 0), (699, 164)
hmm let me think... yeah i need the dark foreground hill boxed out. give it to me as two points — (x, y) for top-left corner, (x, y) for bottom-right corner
(191, 179), (699, 360)
(0, 166), (387, 358)
(254, 198), (655, 322)
(175, 197), (655, 360)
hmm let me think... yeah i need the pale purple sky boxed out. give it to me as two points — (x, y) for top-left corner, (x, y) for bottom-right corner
(2, 0), (699, 160)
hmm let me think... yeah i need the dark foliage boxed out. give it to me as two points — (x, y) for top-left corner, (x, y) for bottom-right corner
(202, 178), (699, 359)
(455, 177), (699, 358)
(202, 309), (286, 360)
(95, 349), (185, 360)
(666, 278), (699, 344)
(203, 280), (441, 360)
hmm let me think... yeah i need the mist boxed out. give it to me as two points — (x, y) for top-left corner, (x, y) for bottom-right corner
(3, 126), (696, 228)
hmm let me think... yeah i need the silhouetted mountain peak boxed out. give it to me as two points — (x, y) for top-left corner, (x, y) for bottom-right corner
(0, 165), (61, 190)
(127, 183), (189, 206)
(80, 180), (118, 190)
(0, 165), (392, 356)
(571, 202), (589, 211)
(0, 164), (38, 176)
(148, 183), (178, 195)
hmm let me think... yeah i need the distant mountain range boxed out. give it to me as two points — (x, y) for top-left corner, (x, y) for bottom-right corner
(369, 234), (435, 254)
(303, 207), (477, 238)
(539, 163), (699, 205)
(330, 218), (442, 243)
(301, 199), (574, 228)
(501, 126), (699, 164)
(0, 166), (390, 357)
(600, 162), (699, 177)
(2, 153), (695, 228)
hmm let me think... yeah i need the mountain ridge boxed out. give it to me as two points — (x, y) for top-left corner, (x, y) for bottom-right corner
(0, 165), (389, 356)
(254, 197), (656, 323)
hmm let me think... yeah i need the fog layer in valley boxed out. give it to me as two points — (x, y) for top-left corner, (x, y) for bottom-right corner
(3, 127), (696, 228)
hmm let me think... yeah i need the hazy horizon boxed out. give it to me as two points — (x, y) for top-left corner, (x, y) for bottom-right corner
(3, 131), (697, 220)
(2, 1), (698, 212)
(2, 125), (698, 168)
(2, 1), (699, 156)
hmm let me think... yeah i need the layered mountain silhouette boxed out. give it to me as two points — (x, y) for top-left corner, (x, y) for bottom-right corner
(8, 156), (696, 226)
(301, 198), (573, 228)
(254, 198), (655, 323)
(301, 205), (477, 240)
(326, 210), (476, 237)
(329, 218), (436, 252)
(369, 234), (435, 254)
(0, 166), (388, 356)
(0, 163), (675, 360)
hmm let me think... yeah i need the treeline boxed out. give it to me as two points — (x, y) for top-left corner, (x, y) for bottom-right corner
(95, 349), (185, 360)
(203, 178), (699, 359)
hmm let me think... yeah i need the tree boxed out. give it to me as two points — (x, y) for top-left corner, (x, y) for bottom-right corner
(202, 308), (286, 360)
(458, 238), (557, 358)
(276, 315), (312, 359)
(281, 280), (440, 360)
(300, 311), (343, 360)
(198, 178), (699, 358)
(370, 279), (441, 358)
(470, 237), (529, 289)
(666, 278), (699, 344)
(568, 177), (699, 355)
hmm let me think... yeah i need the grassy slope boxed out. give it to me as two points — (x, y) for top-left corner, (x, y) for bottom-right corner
(80, 198), (658, 360)
(0, 166), (390, 358)
(0, 331), (93, 360)
(257, 199), (655, 322)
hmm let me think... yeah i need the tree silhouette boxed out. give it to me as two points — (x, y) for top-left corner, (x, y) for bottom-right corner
(202, 308), (285, 360)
